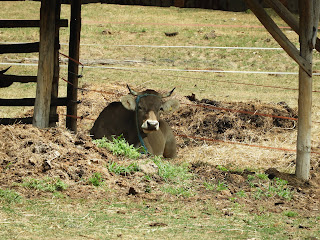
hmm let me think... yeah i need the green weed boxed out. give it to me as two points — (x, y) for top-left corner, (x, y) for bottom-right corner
(256, 173), (269, 180)
(235, 190), (247, 198)
(88, 172), (104, 187)
(152, 156), (193, 183)
(93, 136), (142, 159)
(107, 161), (140, 176)
(216, 181), (228, 191)
(161, 185), (194, 198)
(284, 210), (298, 218)
(0, 189), (22, 204)
(203, 182), (216, 191)
(21, 177), (68, 192)
(203, 181), (229, 191)
(216, 165), (229, 172)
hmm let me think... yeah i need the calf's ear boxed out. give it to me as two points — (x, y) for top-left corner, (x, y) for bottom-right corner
(161, 99), (180, 112)
(121, 95), (136, 110)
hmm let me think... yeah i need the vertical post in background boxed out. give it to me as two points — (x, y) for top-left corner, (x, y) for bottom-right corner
(50, 0), (62, 127)
(33, 0), (56, 128)
(296, 0), (319, 180)
(66, 0), (81, 132)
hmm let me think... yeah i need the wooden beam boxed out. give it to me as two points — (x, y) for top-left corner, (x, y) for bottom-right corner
(0, 19), (68, 28)
(66, 0), (81, 132)
(0, 42), (39, 54)
(50, 0), (62, 127)
(296, 0), (320, 180)
(0, 75), (37, 83)
(264, 0), (320, 52)
(0, 97), (68, 106)
(33, 0), (57, 128)
(0, 115), (59, 125)
(245, 0), (312, 76)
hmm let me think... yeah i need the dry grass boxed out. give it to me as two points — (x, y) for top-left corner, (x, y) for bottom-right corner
(1, 1), (320, 173)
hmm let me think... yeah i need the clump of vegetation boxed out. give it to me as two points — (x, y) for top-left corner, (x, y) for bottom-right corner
(152, 156), (195, 197)
(21, 177), (68, 192)
(247, 174), (293, 200)
(0, 189), (22, 204)
(93, 136), (143, 159)
(284, 210), (298, 218)
(88, 172), (104, 186)
(203, 181), (228, 191)
(107, 161), (140, 176)
(152, 156), (193, 183)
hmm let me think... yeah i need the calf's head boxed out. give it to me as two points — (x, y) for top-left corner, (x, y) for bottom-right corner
(120, 85), (179, 133)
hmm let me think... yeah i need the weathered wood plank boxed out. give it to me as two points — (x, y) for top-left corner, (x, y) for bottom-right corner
(245, 0), (312, 76)
(0, 75), (37, 83)
(66, 0), (82, 132)
(50, 0), (62, 127)
(0, 115), (58, 125)
(33, 0), (57, 128)
(0, 19), (68, 28)
(265, 0), (320, 53)
(0, 42), (39, 53)
(296, 0), (320, 180)
(0, 97), (68, 106)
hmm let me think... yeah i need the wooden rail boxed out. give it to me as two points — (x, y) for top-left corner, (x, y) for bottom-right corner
(0, 115), (58, 125)
(0, 97), (68, 106)
(0, 42), (39, 54)
(0, 19), (68, 28)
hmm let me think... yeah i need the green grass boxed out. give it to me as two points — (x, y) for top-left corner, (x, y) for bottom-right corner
(88, 172), (104, 186)
(0, 197), (318, 240)
(0, 189), (22, 205)
(20, 177), (68, 192)
(246, 174), (294, 200)
(93, 136), (143, 159)
(107, 161), (140, 176)
(0, 2), (319, 239)
(152, 156), (193, 183)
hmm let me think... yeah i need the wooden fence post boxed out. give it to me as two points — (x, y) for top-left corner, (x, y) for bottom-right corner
(33, 0), (56, 128)
(50, 0), (62, 127)
(66, 0), (81, 132)
(296, 0), (320, 180)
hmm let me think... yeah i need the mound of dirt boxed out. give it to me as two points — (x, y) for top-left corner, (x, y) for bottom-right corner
(166, 94), (298, 147)
(0, 83), (319, 217)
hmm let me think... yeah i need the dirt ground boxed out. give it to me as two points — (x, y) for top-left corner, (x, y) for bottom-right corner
(0, 83), (319, 218)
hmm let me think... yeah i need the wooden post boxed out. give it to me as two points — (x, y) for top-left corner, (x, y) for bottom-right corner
(66, 0), (81, 132)
(296, 0), (320, 180)
(49, 0), (62, 127)
(33, 0), (56, 128)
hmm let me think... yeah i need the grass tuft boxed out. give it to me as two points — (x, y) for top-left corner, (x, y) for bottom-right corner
(21, 177), (68, 192)
(107, 161), (140, 176)
(0, 189), (22, 204)
(93, 136), (143, 159)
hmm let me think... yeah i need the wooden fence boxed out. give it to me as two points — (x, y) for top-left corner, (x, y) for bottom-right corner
(61, 0), (299, 13)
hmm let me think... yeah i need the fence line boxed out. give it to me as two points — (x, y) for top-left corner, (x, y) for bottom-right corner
(182, 103), (298, 121)
(83, 20), (292, 30)
(61, 77), (304, 124)
(2, 61), (320, 93)
(1, 61), (310, 76)
(0, 42), (285, 50)
(61, 113), (320, 155)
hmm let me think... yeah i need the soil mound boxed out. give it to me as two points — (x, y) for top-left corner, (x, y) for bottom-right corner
(0, 84), (319, 216)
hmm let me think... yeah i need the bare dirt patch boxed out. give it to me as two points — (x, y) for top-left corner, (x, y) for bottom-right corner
(0, 83), (319, 218)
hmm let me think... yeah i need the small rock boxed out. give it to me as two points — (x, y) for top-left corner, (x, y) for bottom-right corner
(102, 29), (112, 35)
(149, 222), (168, 227)
(138, 161), (158, 175)
(42, 160), (52, 172)
(164, 32), (178, 37)
(220, 190), (232, 197)
(204, 30), (216, 40)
